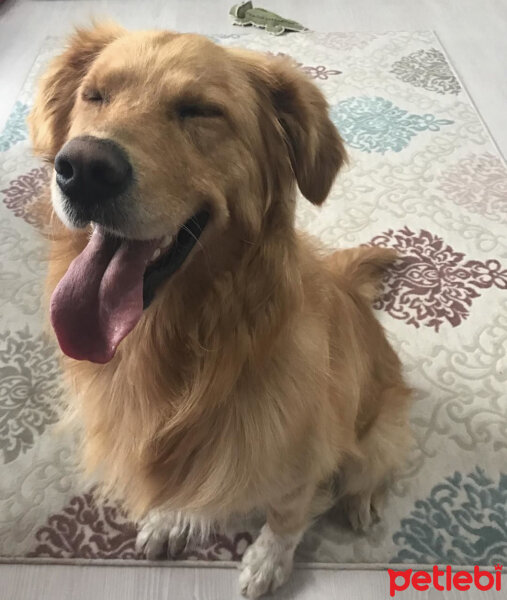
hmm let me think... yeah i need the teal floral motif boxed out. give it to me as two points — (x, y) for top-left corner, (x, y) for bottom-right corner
(330, 96), (453, 153)
(0, 102), (30, 152)
(392, 468), (507, 564)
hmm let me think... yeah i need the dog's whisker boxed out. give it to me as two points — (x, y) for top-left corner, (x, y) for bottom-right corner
(180, 223), (209, 264)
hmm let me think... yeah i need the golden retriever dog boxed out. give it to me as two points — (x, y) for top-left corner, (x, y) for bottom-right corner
(29, 23), (411, 597)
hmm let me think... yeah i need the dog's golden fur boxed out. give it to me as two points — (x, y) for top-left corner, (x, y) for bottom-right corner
(30, 22), (411, 593)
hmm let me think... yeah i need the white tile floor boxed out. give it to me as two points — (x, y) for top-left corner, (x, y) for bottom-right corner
(1, 1), (506, 598)
(1, 563), (506, 600)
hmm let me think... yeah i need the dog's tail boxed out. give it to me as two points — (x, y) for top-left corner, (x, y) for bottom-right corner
(327, 246), (397, 302)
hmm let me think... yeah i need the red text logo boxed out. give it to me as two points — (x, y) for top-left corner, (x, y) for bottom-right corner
(388, 565), (503, 597)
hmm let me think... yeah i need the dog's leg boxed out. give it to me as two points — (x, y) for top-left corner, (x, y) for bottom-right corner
(135, 510), (189, 559)
(239, 484), (321, 598)
(338, 384), (412, 532)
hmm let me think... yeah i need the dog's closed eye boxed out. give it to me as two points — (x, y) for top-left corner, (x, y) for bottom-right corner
(82, 88), (105, 104)
(177, 103), (223, 119)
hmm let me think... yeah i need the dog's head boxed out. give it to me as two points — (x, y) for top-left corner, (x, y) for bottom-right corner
(30, 23), (346, 363)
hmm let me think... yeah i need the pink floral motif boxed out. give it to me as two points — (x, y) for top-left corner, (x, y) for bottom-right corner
(370, 227), (507, 331)
(27, 489), (253, 561)
(1, 166), (51, 230)
(181, 531), (253, 561)
(27, 491), (140, 559)
(267, 52), (341, 80)
(438, 153), (507, 222)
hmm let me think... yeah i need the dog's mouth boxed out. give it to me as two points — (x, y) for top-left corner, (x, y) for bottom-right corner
(50, 210), (209, 364)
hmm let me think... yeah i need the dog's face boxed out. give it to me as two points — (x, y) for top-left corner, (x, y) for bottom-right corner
(29, 24), (345, 363)
(53, 30), (255, 241)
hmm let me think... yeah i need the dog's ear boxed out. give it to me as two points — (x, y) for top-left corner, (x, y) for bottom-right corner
(233, 51), (347, 205)
(269, 57), (347, 205)
(29, 22), (124, 160)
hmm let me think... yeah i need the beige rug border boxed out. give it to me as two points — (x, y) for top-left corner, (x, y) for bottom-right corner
(432, 30), (506, 163)
(0, 557), (499, 573)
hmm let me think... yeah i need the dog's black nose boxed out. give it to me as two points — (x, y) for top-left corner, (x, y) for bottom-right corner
(55, 136), (132, 206)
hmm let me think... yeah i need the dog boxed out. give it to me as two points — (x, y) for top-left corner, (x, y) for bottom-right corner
(29, 23), (412, 598)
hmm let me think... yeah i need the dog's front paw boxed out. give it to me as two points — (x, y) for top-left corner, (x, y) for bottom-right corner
(239, 525), (296, 598)
(135, 511), (188, 559)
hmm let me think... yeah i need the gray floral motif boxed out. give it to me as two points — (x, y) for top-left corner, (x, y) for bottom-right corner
(0, 328), (62, 464)
(0, 102), (30, 152)
(392, 468), (507, 564)
(391, 48), (461, 95)
(330, 97), (453, 153)
(438, 153), (507, 223)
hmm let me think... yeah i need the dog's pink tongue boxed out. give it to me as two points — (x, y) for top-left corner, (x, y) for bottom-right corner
(50, 227), (159, 363)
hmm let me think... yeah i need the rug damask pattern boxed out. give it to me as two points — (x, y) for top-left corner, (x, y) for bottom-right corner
(0, 31), (506, 567)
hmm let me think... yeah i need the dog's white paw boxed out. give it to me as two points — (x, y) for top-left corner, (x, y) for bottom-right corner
(135, 511), (188, 559)
(239, 525), (298, 598)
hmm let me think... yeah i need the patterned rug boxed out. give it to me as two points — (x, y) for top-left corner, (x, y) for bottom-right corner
(1, 31), (506, 568)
